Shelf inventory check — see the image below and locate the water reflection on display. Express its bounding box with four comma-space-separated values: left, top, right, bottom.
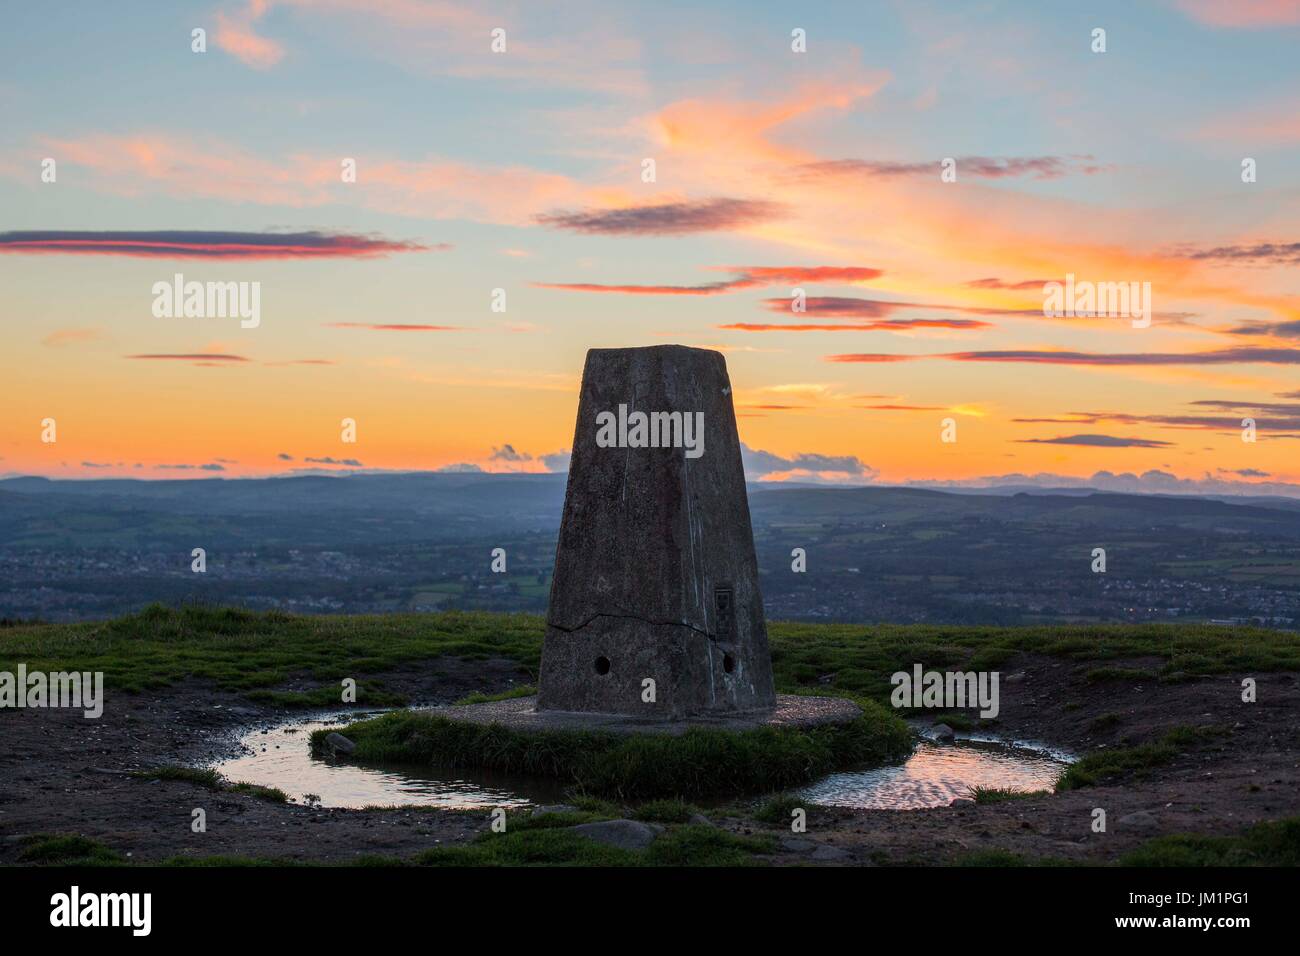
799, 737, 1069, 810
215, 717, 567, 809
215, 715, 1070, 813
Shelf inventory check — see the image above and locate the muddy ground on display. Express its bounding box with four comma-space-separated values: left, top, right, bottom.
2, 653, 1296, 865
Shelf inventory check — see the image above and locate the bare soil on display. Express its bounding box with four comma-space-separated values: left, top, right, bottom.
2, 653, 1296, 865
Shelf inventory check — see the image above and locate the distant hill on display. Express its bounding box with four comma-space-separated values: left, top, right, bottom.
2, 474, 1297, 626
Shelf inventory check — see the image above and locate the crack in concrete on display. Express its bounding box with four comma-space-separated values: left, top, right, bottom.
548, 610, 716, 641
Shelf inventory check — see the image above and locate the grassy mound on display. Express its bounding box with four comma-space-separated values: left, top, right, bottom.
310, 699, 911, 799
1120, 817, 1300, 867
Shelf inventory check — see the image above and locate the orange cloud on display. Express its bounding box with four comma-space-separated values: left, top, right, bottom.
41, 327, 102, 347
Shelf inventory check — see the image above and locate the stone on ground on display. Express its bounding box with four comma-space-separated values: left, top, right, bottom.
568, 819, 664, 851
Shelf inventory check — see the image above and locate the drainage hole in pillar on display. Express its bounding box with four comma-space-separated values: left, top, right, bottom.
594, 656, 611, 675
723, 653, 735, 673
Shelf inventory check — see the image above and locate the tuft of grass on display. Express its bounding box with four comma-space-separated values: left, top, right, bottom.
568, 795, 622, 817
455, 684, 537, 706
926, 711, 977, 731
754, 792, 809, 825
415, 828, 639, 867
1088, 712, 1123, 733
19, 834, 125, 866
134, 765, 288, 803
158, 855, 309, 867
950, 849, 1075, 867
952, 848, 1032, 867
970, 786, 1048, 804
645, 825, 776, 866
1056, 725, 1229, 790
311, 699, 911, 800
1120, 817, 1300, 867
412, 821, 773, 867
632, 799, 702, 824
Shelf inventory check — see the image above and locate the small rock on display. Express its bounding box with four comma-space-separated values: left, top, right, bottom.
1116, 810, 1158, 830
1004, 672, 1027, 684
932, 723, 955, 741
324, 732, 356, 755
569, 819, 662, 851
950, 797, 975, 807
810, 845, 850, 861
688, 813, 713, 827
817, 673, 835, 685
781, 837, 815, 852
530, 804, 578, 818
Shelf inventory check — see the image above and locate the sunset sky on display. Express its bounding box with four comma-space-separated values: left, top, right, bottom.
3, 1, 1299, 492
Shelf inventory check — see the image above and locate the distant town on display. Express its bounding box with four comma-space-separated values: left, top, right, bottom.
2, 474, 1298, 628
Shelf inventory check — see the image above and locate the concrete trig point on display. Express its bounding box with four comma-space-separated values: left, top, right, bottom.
441, 344, 857, 735
537, 345, 777, 719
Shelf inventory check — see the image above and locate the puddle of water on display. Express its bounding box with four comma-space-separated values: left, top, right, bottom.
215, 716, 567, 810
215, 715, 1071, 813
799, 736, 1070, 810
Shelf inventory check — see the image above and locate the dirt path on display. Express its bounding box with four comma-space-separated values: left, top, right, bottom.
2, 654, 1296, 865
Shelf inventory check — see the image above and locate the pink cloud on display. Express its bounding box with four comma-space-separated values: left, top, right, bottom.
215, 2, 285, 69
1174, 0, 1300, 28
27, 133, 592, 226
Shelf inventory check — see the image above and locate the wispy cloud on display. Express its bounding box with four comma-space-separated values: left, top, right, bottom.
215, 3, 285, 69
126, 353, 250, 364
1225, 320, 1300, 339
720, 318, 989, 332
0, 230, 432, 259
1013, 406, 1300, 433
793, 155, 1107, 182
760, 296, 1037, 319
828, 347, 1300, 366
1174, 0, 1300, 28
1017, 434, 1174, 448
24, 133, 588, 226
303, 456, 362, 467
535, 197, 781, 236
1180, 241, 1300, 265
964, 277, 1054, 291
325, 323, 464, 331
537, 265, 881, 295
42, 327, 103, 347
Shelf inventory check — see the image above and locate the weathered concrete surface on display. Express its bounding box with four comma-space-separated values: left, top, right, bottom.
439, 694, 860, 736
537, 345, 776, 718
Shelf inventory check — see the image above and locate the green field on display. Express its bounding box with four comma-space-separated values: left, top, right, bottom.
3, 604, 1299, 709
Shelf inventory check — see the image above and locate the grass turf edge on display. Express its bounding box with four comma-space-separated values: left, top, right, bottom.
309, 697, 912, 800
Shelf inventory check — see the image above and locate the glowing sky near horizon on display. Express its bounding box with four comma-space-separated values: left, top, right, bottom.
2, 1, 1299, 491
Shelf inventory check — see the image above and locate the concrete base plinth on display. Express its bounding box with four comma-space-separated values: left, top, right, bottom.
435, 694, 860, 737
